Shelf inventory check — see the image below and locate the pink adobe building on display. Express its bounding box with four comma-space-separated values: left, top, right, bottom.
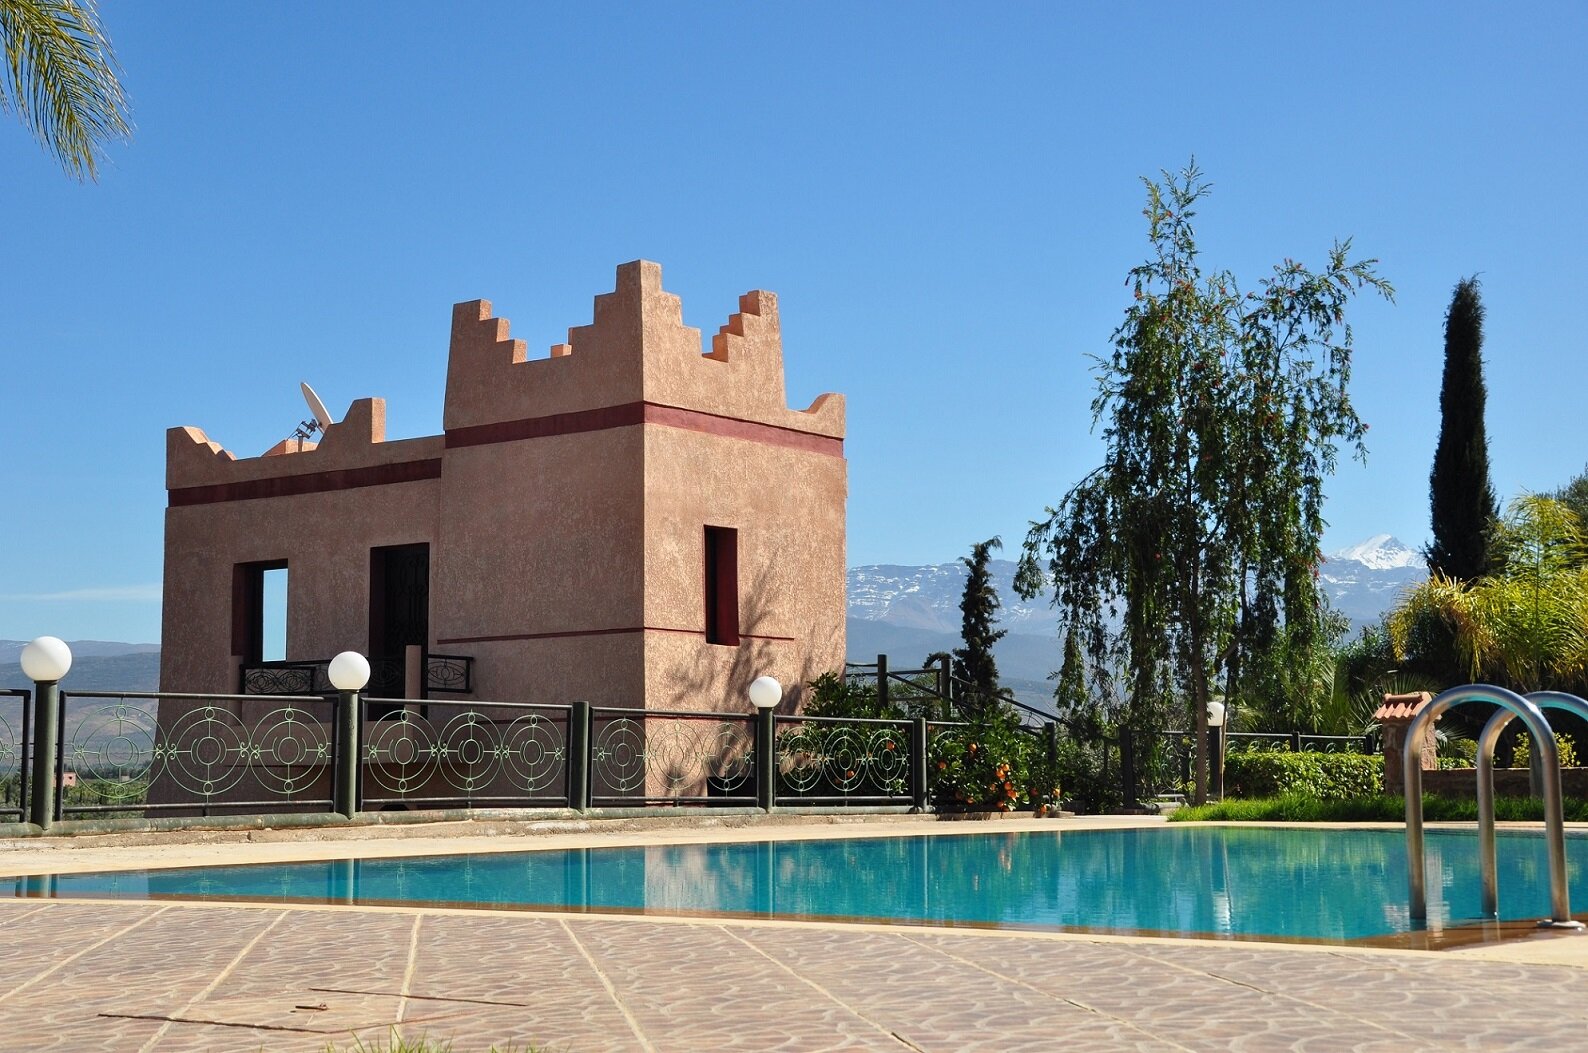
159, 261, 847, 714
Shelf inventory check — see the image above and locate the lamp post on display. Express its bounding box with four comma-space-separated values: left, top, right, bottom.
749, 675, 782, 813
1206, 696, 1227, 801
328, 650, 370, 818
21, 637, 73, 830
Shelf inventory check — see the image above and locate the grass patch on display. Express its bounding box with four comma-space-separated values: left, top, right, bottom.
1169, 792, 1588, 823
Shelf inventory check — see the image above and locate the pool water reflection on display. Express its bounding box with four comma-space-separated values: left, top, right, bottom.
15, 826, 1588, 944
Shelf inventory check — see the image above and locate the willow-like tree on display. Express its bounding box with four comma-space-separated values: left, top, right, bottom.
1426, 277, 1498, 580
953, 537, 1006, 714
1016, 162, 1393, 804
1, 0, 132, 180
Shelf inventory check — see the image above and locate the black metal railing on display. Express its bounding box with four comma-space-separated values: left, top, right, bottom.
773, 714, 914, 805
56, 690, 335, 818
425, 654, 473, 694
359, 697, 569, 810
240, 660, 329, 695
242, 653, 474, 697
0, 689, 30, 823
588, 706, 757, 806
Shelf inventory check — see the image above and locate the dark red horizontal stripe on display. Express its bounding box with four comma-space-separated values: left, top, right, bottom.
445, 401, 842, 458
169, 458, 443, 507
437, 626, 796, 645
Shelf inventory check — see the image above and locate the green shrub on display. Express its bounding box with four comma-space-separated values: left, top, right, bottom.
1171, 793, 1588, 823
1512, 732, 1578, 769
1443, 737, 1479, 766
804, 671, 901, 719
1053, 737, 1120, 814
1222, 751, 1382, 800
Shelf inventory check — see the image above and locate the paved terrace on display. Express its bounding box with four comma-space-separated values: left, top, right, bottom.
3, 816, 1588, 1052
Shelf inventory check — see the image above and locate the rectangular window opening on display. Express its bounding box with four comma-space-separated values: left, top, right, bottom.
260, 567, 288, 661
232, 559, 288, 664
704, 526, 740, 646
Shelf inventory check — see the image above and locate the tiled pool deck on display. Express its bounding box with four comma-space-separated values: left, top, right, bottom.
4, 816, 1588, 1052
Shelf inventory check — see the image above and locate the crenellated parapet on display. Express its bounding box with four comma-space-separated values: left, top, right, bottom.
166, 397, 443, 499
442, 260, 843, 439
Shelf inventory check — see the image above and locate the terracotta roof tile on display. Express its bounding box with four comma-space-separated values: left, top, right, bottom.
1374, 691, 1434, 722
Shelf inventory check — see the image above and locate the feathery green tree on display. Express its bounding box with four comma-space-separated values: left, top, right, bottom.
953, 537, 1006, 714
1, 0, 132, 180
1017, 162, 1392, 804
1426, 277, 1498, 580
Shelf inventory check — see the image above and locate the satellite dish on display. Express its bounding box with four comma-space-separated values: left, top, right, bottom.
283, 381, 337, 451
301, 382, 334, 431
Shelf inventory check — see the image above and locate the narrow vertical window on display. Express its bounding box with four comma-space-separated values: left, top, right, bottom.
232, 560, 288, 663
260, 567, 288, 661
704, 526, 740, 646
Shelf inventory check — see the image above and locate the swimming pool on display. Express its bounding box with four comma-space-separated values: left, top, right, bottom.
14, 826, 1588, 945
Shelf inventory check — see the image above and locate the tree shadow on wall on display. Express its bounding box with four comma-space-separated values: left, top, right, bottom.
651, 553, 842, 794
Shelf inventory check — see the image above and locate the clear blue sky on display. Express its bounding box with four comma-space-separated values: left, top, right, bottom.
3, 2, 1585, 644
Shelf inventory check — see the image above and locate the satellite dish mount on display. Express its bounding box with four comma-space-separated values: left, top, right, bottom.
288, 382, 336, 450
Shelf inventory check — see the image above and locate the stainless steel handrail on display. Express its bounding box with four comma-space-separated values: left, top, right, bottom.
1405, 684, 1579, 928
1473, 691, 1588, 920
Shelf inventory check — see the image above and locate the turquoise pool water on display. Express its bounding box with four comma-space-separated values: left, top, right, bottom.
14, 826, 1588, 944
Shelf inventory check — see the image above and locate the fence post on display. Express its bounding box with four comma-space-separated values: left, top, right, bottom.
20, 638, 73, 831
1289, 731, 1302, 753
757, 706, 778, 813
1120, 728, 1137, 809
938, 654, 952, 711
1209, 724, 1225, 799
569, 700, 591, 811
28, 681, 60, 830
876, 654, 889, 713
335, 690, 361, 818
911, 717, 929, 812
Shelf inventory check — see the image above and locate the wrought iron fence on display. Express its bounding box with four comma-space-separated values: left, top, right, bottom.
242, 654, 475, 698
588, 706, 757, 806
773, 714, 914, 805
426, 654, 473, 694
0, 689, 29, 822
240, 660, 328, 695
57, 691, 335, 818
1225, 730, 1375, 754
360, 697, 569, 809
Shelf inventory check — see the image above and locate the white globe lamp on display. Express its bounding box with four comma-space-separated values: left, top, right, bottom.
328, 651, 371, 692
748, 675, 782, 709
1206, 698, 1226, 728
20, 636, 72, 683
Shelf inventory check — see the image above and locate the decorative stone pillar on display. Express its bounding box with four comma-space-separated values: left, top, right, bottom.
1375, 691, 1437, 795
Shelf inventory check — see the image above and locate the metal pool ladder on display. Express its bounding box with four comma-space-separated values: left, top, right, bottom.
1403, 684, 1584, 930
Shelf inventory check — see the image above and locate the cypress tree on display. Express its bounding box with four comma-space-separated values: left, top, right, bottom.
1427, 277, 1498, 581
953, 537, 1006, 713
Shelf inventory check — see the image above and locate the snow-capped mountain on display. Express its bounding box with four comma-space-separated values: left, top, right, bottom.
846, 536, 1426, 682
1319, 535, 1426, 628
1327, 534, 1422, 572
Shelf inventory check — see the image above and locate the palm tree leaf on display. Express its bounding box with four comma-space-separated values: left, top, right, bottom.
0, 0, 131, 180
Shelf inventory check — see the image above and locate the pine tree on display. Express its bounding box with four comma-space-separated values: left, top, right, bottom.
1053, 624, 1092, 728
953, 537, 1006, 714
1427, 277, 1498, 581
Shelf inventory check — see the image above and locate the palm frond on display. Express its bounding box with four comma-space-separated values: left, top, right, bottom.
0, 0, 131, 180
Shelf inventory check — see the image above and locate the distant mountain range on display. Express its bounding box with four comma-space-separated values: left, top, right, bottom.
0, 641, 160, 692
1, 538, 1425, 709
846, 536, 1427, 706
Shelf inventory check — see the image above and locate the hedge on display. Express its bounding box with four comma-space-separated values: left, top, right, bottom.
1222, 751, 1382, 801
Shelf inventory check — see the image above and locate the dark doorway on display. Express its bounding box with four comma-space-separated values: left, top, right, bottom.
369, 543, 430, 712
